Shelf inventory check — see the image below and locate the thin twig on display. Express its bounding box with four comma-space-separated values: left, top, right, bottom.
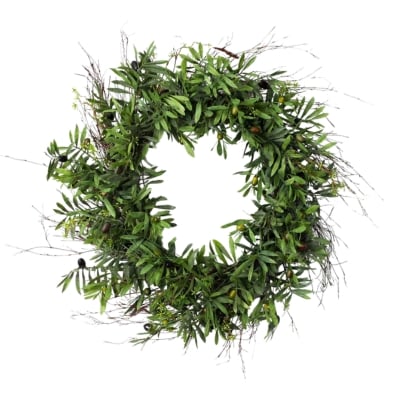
0, 154, 46, 167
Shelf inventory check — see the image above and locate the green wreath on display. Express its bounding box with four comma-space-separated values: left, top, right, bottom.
46, 39, 356, 348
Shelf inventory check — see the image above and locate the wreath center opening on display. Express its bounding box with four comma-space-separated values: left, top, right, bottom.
147, 133, 255, 253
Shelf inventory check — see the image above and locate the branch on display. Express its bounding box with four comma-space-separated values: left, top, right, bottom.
0, 154, 46, 167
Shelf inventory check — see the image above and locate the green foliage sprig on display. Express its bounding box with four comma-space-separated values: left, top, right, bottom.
46, 39, 357, 349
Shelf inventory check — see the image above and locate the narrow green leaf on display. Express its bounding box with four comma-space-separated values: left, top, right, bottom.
194, 102, 202, 123
165, 96, 185, 115
217, 140, 222, 156
62, 192, 73, 209
242, 56, 256, 71
271, 157, 281, 177
187, 249, 195, 271
301, 97, 315, 119
181, 136, 195, 157
55, 202, 67, 213
254, 110, 272, 119
292, 225, 307, 233
137, 187, 151, 201
212, 239, 232, 263
229, 236, 237, 262
74, 125, 79, 146
315, 133, 328, 145
247, 264, 254, 281
140, 263, 156, 275
75, 270, 81, 294
292, 289, 312, 299
189, 46, 200, 60
305, 204, 319, 214
207, 64, 219, 76
322, 141, 337, 151
232, 257, 253, 278
214, 300, 228, 315
222, 76, 237, 89
103, 197, 116, 218
46, 159, 57, 180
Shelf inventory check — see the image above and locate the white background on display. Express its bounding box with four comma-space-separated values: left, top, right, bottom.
1, 1, 398, 398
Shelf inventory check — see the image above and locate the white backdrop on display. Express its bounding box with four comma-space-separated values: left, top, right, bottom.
1, 1, 398, 398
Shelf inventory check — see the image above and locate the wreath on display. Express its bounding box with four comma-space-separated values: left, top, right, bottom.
46, 38, 359, 349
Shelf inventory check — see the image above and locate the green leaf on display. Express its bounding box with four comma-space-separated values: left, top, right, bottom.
301, 97, 315, 119
322, 141, 337, 151
194, 102, 202, 123
189, 46, 200, 60
229, 236, 237, 262
216, 140, 222, 156
254, 110, 272, 120
46, 159, 57, 180
198, 42, 203, 58
75, 270, 81, 294
74, 125, 79, 146
315, 133, 328, 145
232, 257, 254, 278
292, 225, 307, 233
103, 198, 116, 218
57, 271, 74, 293
55, 202, 67, 213
248, 263, 254, 281
271, 157, 281, 177
181, 136, 195, 157
305, 204, 320, 214
222, 76, 237, 89
140, 263, 156, 275
62, 192, 73, 209
308, 106, 328, 120
137, 187, 151, 201
212, 239, 232, 263
213, 300, 228, 315
242, 55, 256, 71
165, 96, 185, 115
207, 64, 219, 76
292, 289, 312, 299
186, 250, 195, 271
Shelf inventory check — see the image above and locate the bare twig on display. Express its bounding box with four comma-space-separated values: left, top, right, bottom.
0, 154, 46, 167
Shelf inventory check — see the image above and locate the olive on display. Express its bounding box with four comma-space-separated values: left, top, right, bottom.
77, 258, 86, 269
104, 111, 115, 122
297, 243, 308, 252
58, 155, 68, 162
130, 61, 139, 71
101, 222, 111, 234
236, 224, 246, 232
258, 79, 270, 90
249, 126, 261, 134
228, 289, 236, 299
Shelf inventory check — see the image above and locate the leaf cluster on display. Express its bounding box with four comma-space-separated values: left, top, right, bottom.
47, 41, 352, 348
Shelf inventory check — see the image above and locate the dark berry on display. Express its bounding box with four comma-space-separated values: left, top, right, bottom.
258, 79, 270, 90
130, 61, 138, 71
58, 155, 68, 162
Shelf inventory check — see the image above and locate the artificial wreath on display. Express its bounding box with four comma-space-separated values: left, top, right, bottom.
46, 38, 358, 349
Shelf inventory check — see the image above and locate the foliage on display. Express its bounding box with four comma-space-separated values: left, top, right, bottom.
46, 39, 356, 349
